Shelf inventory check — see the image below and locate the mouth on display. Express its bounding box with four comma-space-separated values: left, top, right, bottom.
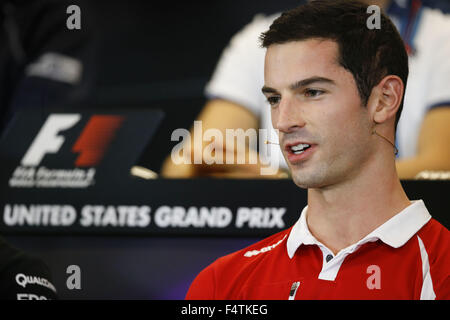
284, 141, 316, 163
285, 142, 311, 154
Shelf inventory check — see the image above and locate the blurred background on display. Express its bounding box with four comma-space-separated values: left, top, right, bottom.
0, 0, 449, 299
88, 0, 301, 173
2, 0, 450, 176
2, 0, 307, 172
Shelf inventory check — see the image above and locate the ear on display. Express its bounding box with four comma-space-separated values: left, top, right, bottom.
366, 75, 404, 125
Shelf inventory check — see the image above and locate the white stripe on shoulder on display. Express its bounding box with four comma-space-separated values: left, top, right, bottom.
417, 235, 436, 300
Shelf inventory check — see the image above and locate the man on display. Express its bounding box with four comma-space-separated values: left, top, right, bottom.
161, 0, 450, 179
186, 0, 449, 299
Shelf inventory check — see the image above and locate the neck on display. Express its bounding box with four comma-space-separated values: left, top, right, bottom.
306, 149, 410, 255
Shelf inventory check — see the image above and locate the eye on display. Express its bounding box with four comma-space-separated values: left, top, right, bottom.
267, 95, 281, 107
304, 89, 324, 98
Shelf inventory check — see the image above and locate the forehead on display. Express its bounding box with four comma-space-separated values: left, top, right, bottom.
264, 39, 350, 88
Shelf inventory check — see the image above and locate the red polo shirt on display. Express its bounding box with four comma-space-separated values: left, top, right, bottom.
186, 200, 449, 300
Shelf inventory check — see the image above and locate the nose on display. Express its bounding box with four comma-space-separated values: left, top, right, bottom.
273, 96, 306, 133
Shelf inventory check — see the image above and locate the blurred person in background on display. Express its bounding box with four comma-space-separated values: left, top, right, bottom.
161, 0, 450, 179
0, 0, 95, 136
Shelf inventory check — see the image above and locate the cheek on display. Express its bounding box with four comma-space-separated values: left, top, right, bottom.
331, 112, 371, 155
317, 104, 369, 149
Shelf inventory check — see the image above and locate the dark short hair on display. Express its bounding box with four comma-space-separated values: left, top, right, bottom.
260, 0, 408, 130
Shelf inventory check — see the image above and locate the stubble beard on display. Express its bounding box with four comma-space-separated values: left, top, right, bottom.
288, 138, 373, 191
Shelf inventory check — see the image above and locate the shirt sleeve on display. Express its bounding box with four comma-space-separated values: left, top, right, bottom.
204, 14, 277, 117
429, 230, 450, 300
418, 220, 450, 300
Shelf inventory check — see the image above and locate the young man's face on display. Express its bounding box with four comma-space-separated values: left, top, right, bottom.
263, 39, 374, 189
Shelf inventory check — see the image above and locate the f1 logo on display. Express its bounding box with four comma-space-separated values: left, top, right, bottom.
72, 115, 124, 167
21, 114, 80, 166
21, 114, 124, 167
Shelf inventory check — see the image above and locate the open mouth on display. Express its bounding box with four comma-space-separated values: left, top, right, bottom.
289, 143, 311, 155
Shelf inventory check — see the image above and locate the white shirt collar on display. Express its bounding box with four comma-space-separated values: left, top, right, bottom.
286, 200, 432, 259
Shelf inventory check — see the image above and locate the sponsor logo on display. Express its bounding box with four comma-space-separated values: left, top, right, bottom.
244, 234, 287, 257
17, 293, 49, 300
15, 273, 57, 293
9, 114, 124, 189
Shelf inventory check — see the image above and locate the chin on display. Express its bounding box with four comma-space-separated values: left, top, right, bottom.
291, 171, 327, 189
289, 160, 342, 189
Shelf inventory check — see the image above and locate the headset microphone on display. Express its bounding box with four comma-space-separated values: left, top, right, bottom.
372, 130, 398, 155
266, 131, 398, 155
264, 140, 279, 145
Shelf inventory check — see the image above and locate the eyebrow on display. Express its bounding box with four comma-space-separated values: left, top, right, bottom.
261, 76, 336, 94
